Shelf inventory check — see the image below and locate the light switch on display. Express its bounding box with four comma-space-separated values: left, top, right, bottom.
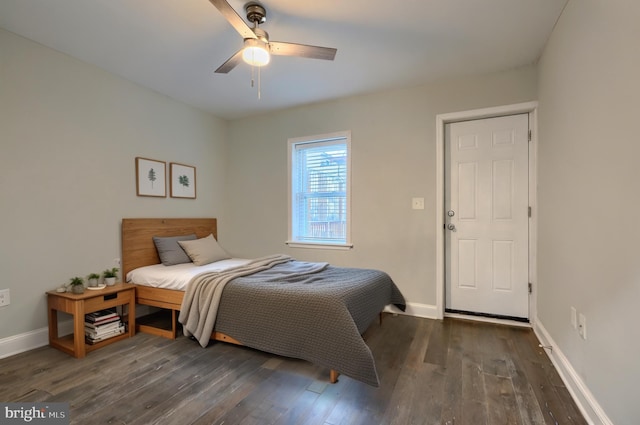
412, 197, 425, 210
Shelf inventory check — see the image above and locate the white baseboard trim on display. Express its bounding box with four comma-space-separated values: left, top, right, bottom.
0, 306, 157, 360
0, 320, 74, 360
385, 302, 438, 319
534, 318, 613, 425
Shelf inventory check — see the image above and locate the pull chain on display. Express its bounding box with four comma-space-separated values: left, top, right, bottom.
249, 65, 262, 100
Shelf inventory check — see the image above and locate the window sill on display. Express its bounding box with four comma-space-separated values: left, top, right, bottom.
285, 241, 353, 250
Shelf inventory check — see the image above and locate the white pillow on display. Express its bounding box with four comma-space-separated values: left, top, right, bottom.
178, 234, 230, 266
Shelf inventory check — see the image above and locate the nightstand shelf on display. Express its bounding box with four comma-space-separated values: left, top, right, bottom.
47, 283, 135, 358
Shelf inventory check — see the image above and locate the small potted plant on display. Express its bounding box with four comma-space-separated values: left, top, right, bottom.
87, 273, 100, 288
103, 267, 119, 286
69, 277, 85, 294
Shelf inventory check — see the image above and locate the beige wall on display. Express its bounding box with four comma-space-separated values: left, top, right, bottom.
222, 66, 538, 309
537, 1, 640, 423
0, 29, 227, 338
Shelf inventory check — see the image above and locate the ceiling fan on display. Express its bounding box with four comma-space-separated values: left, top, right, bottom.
209, 0, 337, 73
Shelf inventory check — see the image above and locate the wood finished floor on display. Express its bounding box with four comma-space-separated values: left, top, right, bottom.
0, 315, 586, 425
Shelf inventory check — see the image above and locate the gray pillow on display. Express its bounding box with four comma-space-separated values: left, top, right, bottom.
178, 234, 230, 266
153, 234, 197, 266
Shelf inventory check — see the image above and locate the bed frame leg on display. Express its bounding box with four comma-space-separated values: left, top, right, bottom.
330, 369, 340, 383
171, 309, 177, 339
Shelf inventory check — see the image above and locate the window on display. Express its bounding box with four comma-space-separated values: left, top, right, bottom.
287, 131, 352, 249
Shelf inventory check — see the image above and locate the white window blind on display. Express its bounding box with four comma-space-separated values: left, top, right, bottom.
288, 132, 351, 248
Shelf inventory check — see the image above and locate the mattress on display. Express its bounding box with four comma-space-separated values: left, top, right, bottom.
125, 258, 251, 290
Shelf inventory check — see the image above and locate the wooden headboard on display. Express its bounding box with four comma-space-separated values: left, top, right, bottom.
121, 218, 217, 278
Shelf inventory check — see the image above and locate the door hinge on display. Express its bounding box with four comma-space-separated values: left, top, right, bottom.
528, 282, 533, 294
528, 129, 532, 141
528, 206, 532, 217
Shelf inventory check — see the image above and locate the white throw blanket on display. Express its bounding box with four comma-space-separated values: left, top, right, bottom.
179, 254, 326, 347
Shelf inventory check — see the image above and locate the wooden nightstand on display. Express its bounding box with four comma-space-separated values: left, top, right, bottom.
47, 283, 136, 358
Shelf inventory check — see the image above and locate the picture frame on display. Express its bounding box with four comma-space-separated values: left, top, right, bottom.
170, 162, 196, 199
135, 157, 166, 197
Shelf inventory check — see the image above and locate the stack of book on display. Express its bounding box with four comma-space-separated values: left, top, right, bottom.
85, 309, 125, 344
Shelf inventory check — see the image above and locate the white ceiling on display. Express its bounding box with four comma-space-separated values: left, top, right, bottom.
0, 0, 567, 120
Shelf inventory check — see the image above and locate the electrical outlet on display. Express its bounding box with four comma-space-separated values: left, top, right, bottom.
0, 289, 10, 307
114, 258, 121, 266
571, 307, 577, 329
578, 313, 587, 340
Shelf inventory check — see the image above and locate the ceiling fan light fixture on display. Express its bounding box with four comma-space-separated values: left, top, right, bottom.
210, 0, 336, 75
242, 39, 270, 67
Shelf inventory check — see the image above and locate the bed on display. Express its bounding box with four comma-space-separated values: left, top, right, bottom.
122, 218, 406, 386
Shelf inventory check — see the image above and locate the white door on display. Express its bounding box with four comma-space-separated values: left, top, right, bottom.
445, 114, 529, 319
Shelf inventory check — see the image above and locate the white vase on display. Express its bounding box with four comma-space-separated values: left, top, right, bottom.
105, 277, 116, 286
88, 278, 99, 287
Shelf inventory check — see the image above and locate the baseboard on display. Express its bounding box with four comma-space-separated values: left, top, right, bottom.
0, 320, 74, 360
0, 305, 156, 360
534, 318, 613, 425
385, 302, 438, 319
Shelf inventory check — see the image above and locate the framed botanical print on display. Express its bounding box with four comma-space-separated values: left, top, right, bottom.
170, 162, 196, 199
136, 157, 166, 197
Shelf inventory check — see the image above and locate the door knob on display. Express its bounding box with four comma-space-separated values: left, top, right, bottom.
447, 224, 456, 232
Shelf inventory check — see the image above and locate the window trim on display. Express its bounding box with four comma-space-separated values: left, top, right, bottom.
286, 131, 352, 249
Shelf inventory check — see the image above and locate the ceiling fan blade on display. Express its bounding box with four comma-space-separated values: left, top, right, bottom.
209, 0, 256, 40
215, 49, 244, 73
269, 42, 337, 61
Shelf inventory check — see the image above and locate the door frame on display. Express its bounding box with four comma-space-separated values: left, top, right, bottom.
435, 101, 538, 323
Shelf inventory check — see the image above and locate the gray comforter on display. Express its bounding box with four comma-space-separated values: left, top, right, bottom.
179, 255, 406, 387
